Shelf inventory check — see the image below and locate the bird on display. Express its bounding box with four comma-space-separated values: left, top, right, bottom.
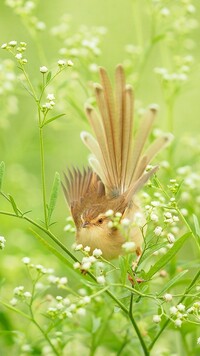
62, 64, 170, 260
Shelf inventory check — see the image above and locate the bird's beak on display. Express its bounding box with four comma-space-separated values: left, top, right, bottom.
82, 221, 89, 228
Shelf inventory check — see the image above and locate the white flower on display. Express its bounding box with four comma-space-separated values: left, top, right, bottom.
21, 344, 32, 352
150, 213, 158, 222
121, 218, 130, 226
187, 4, 196, 14
15, 53, 22, 60
1, 43, 7, 49
67, 59, 74, 67
23, 291, 32, 298
170, 306, 178, 315
177, 303, 185, 312
197, 337, 200, 345
74, 244, 83, 251
9, 40, 17, 47
105, 209, 114, 217
47, 93, 55, 101
164, 212, 172, 219
22, 257, 30, 265
160, 7, 170, 17
93, 248, 102, 258
82, 296, 91, 304
164, 293, 173, 302
174, 319, 182, 327
107, 221, 114, 228
0, 236, 6, 249
154, 226, 163, 236
96, 275, 105, 284
59, 277, 68, 285
153, 315, 161, 323
89, 63, 98, 72
81, 261, 91, 271
58, 59, 66, 66
36, 21, 46, 31
115, 212, 122, 219
84, 246, 91, 252
167, 233, 175, 244
40, 66, 48, 73
77, 307, 86, 316
151, 201, 160, 207
122, 241, 136, 253
14, 286, 24, 296
10, 297, 18, 306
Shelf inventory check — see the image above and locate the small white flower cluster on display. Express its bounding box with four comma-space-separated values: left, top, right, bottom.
0, 236, 6, 250
64, 216, 76, 233
5, 1, 46, 32
166, 301, 200, 328
122, 241, 136, 253
57, 59, 74, 68
51, 15, 106, 61
48, 275, 68, 289
10, 285, 32, 306
1, 41, 28, 64
46, 291, 94, 320
42, 93, 55, 111
22, 257, 54, 275
73, 245, 103, 272
164, 211, 179, 225
155, 67, 188, 84
167, 178, 180, 194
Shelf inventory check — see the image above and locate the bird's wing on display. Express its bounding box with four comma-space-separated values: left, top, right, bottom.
81, 64, 170, 200
62, 168, 105, 228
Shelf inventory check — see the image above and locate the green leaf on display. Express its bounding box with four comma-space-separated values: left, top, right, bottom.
145, 232, 191, 279
8, 195, 19, 216
46, 71, 52, 84
0, 161, 5, 191
47, 172, 60, 225
158, 269, 188, 295
193, 214, 200, 238
140, 242, 167, 263
42, 113, 66, 127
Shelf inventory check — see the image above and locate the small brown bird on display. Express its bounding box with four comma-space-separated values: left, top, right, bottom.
63, 65, 169, 260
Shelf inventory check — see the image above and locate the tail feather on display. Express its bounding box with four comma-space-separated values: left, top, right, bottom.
82, 65, 168, 200
94, 83, 118, 187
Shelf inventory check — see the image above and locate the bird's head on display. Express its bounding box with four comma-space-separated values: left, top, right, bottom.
80, 212, 110, 231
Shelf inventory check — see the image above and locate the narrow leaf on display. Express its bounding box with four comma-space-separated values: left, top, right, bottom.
193, 214, 200, 237
42, 113, 66, 127
0, 161, 5, 191
46, 71, 52, 84
158, 270, 188, 295
8, 195, 19, 216
140, 242, 167, 263
47, 172, 60, 225
146, 233, 190, 279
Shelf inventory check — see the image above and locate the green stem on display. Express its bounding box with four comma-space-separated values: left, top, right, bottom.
39, 126, 48, 229
149, 269, 200, 351
129, 292, 149, 356
32, 319, 60, 356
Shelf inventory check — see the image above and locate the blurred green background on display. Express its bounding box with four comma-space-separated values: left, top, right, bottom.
0, 1, 200, 353
0, 0, 200, 283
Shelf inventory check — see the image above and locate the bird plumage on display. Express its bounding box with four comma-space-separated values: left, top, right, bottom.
63, 65, 170, 259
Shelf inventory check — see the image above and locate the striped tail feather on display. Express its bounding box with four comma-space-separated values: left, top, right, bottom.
81, 64, 170, 200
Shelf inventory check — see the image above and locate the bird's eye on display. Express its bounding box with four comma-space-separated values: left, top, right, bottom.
98, 218, 103, 224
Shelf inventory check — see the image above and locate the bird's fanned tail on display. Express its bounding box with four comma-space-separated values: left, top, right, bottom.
81, 65, 170, 201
